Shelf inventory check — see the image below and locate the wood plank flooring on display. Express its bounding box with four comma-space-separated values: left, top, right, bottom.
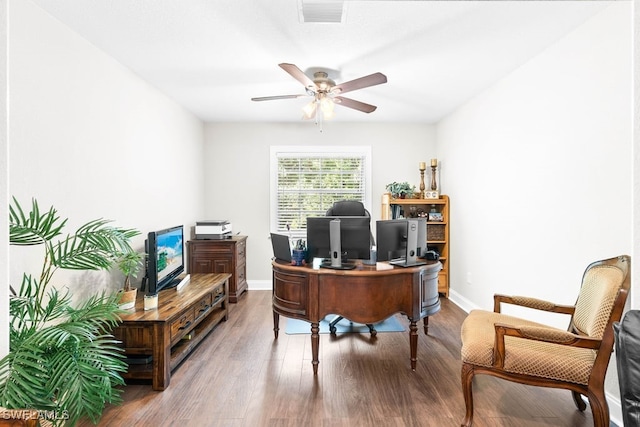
79, 290, 602, 426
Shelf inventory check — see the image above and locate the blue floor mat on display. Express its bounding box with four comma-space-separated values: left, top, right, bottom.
285, 315, 406, 335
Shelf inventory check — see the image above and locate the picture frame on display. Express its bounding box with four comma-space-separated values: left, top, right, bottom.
428, 211, 443, 222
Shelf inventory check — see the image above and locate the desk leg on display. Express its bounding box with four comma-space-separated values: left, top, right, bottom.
311, 322, 320, 375
409, 319, 418, 371
423, 316, 429, 335
273, 311, 279, 339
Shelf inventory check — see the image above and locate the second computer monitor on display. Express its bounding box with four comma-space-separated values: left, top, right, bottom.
306, 216, 371, 265
376, 218, 427, 265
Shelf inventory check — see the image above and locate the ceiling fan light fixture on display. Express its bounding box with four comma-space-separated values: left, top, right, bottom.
313, 71, 335, 91
302, 100, 317, 120
254, 63, 386, 123
320, 96, 335, 119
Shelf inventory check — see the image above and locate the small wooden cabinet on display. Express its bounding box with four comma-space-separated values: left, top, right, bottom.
187, 236, 248, 303
381, 194, 450, 297
113, 273, 230, 390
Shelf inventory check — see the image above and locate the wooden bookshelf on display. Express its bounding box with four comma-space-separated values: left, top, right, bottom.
381, 193, 450, 297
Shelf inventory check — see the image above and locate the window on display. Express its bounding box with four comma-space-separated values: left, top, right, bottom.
270, 146, 372, 238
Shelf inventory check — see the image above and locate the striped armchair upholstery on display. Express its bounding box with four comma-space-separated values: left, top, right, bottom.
460, 255, 630, 427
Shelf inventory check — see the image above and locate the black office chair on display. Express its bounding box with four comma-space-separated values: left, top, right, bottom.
325, 200, 369, 218
325, 200, 376, 336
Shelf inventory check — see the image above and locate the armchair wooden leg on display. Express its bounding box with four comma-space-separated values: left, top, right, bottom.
461, 362, 475, 427
571, 391, 587, 411
587, 388, 610, 427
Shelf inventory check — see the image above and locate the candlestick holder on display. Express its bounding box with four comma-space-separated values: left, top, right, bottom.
430, 164, 437, 191
419, 164, 426, 199
426, 160, 439, 199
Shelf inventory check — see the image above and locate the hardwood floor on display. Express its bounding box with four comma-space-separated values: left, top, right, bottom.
80, 290, 603, 427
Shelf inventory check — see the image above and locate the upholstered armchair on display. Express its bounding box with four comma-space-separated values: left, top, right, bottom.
460, 255, 631, 427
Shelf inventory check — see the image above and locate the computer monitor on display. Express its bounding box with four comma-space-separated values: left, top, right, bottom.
306, 216, 371, 269
376, 218, 427, 267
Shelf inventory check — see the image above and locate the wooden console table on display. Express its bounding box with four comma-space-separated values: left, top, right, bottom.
272, 260, 441, 374
113, 273, 230, 390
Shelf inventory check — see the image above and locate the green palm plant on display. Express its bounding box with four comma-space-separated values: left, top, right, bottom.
0, 197, 140, 426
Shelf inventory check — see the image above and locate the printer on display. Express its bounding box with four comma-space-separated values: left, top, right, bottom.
194, 220, 232, 240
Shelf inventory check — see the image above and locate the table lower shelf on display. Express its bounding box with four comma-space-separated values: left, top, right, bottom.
170, 304, 228, 370
121, 304, 228, 381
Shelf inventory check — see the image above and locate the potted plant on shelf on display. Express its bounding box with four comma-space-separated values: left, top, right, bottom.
116, 250, 145, 309
0, 197, 139, 426
385, 181, 415, 199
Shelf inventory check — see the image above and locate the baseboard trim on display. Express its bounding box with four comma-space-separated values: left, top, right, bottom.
248, 279, 272, 291
448, 288, 478, 314
608, 397, 622, 427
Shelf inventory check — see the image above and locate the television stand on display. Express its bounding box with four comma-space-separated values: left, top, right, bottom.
113, 273, 230, 390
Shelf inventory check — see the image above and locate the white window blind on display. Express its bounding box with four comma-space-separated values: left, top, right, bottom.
270, 146, 371, 237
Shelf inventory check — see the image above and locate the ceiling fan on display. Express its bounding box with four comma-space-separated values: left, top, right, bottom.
251, 63, 387, 120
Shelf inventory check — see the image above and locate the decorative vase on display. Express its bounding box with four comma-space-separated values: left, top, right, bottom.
291, 249, 307, 266
118, 288, 137, 310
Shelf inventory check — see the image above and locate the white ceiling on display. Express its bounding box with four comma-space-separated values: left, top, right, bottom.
30, 0, 612, 124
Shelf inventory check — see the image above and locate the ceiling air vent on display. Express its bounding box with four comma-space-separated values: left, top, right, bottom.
298, 0, 345, 24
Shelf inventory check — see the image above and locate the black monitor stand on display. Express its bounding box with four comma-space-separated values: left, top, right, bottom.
389, 258, 427, 268
320, 259, 357, 270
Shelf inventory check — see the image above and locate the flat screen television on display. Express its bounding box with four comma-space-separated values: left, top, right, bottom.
145, 225, 185, 294
306, 216, 371, 269
376, 218, 427, 267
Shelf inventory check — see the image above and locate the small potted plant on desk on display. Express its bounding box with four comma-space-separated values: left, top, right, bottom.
386, 181, 415, 199
116, 250, 145, 310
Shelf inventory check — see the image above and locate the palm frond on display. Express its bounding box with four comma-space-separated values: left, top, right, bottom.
9, 275, 44, 343
67, 292, 122, 328
0, 335, 56, 411
9, 277, 75, 346
9, 197, 67, 246
2, 309, 126, 425
47, 332, 126, 425
50, 220, 139, 271
41, 286, 73, 324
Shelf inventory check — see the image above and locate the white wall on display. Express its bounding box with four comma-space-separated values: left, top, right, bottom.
203, 122, 436, 283
629, 0, 640, 401
0, 0, 8, 358
633, 0, 640, 311
8, 0, 205, 301
437, 3, 632, 424
439, 2, 631, 313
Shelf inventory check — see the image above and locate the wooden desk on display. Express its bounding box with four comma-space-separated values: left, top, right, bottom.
113, 273, 230, 390
272, 260, 441, 374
